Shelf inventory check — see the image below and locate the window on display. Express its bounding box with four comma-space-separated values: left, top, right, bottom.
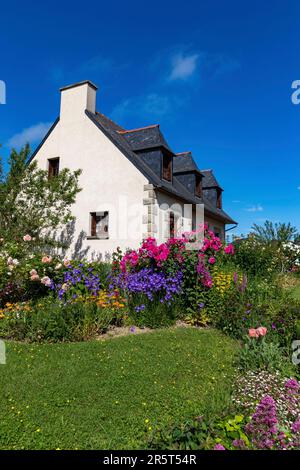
169, 212, 180, 238
214, 227, 220, 238
90, 211, 109, 238
162, 152, 172, 182
195, 174, 202, 197
169, 212, 175, 238
217, 190, 222, 209
48, 158, 60, 178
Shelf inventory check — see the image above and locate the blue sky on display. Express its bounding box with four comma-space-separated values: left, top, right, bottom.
1, 0, 299, 237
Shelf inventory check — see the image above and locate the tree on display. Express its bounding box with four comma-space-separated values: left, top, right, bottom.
251, 220, 299, 244
0, 144, 81, 247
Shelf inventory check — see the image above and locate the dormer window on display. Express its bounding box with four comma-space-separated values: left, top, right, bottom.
48, 158, 60, 178
217, 189, 222, 209
195, 174, 202, 198
162, 152, 172, 182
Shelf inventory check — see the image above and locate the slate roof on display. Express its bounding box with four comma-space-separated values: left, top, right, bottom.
118, 125, 173, 153
201, 169, 223, 190
173, 152, 200, 173
87, 111, 236, 225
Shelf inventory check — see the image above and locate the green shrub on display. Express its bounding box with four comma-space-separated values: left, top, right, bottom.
0, 299, 122, 342
233, 237, 283, 278
238, 336, 289, 373
127, 296, 180, 329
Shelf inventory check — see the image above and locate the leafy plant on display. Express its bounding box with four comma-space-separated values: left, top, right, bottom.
0, 144, 81, 247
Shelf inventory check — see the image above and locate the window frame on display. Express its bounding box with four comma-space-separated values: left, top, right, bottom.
88, 211, 109, 239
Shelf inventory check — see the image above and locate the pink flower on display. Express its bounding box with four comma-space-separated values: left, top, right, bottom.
42, 256, 52, 264
23, 234, 32, 242
63, 259, 71, 267
40, 276, 51, 287
257, 326, 267, 337
30, 269, 38, 276
224, 244, 235, 255
31, 274, 40, 281
249, 328, 260, 338
208, 256, 216, 264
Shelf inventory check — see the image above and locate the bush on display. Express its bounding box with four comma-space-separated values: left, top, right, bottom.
127, 297, 180, 328
0, 297, 124, 342
233, 237, 283, 278
238, 335, 290, 373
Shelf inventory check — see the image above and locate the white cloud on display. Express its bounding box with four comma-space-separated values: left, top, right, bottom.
111, 93, 175, 123
245, 204, 264, 213
169, 53, 199, 81
7, 122, 52, 148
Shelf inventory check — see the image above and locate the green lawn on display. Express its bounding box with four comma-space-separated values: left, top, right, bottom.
0, 327, 238, 449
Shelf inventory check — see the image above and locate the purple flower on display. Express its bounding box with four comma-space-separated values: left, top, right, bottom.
110, 268, 183, 310
291, 419, 300, 434
214, 443, 225, 450
232, 439, 246, 449
285, 378, 299, 395
245, 395, 278, 449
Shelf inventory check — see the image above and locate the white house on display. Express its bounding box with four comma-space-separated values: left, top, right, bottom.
30, 80, 237, 260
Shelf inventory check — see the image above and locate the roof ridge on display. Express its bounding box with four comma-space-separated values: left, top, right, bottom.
117, 124, 159, 134
95, 111, 124, 130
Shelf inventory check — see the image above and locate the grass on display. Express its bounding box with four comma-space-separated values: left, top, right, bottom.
0, 327, 238, 449
291, 283, 300, 300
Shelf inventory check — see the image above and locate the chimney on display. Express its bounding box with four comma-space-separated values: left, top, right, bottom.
59, 80, 97, 122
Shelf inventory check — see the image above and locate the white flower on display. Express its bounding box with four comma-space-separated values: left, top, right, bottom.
40, 276, 51, 287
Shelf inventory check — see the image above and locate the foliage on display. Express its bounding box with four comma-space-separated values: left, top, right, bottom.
251, 220, 299, 243
234, 222, 300, 277
0, 238, 63, 306
0, 296, 124, 342
233, 236, 284, 277
238, 334, 289, 373
0, 144, 81, 247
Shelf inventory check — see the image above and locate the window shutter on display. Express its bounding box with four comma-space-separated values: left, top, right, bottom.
91, 213, 96, 237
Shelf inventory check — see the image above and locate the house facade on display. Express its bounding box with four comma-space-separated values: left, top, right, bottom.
30, 80, 237, 260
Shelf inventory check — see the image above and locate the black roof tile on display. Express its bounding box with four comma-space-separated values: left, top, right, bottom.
84, 111, 236, 225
